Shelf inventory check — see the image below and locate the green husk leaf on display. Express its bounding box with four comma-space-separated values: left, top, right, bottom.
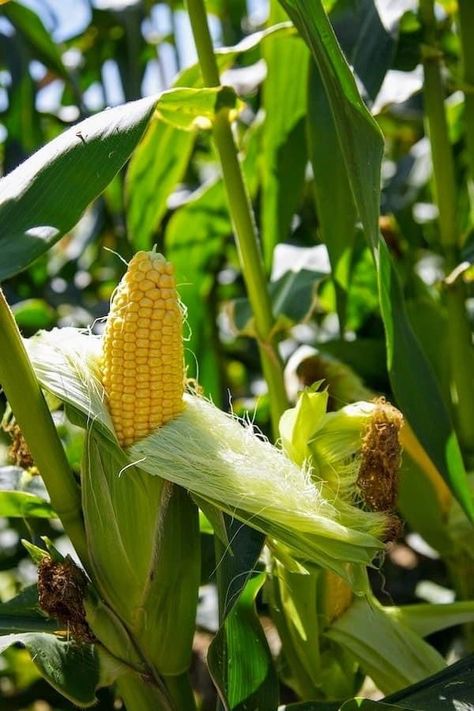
83, 429, 200, 676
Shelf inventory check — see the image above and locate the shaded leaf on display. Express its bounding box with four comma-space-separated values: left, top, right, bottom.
278, 0, 383, 251
231, 268, 326, 336
0, 633, 99, 706
0, 490, 56, 518
384, 653, 474, 710
307, 61, 357, 329
261, 2, 309, 269
0, 585, 58, 634
208, 518, 278, 711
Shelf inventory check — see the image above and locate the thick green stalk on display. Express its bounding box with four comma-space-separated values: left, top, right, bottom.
0, 289, 89, 566
117, 673, 173, 711
185, 0, 289, 436
164, 673, 198, 711
419, 0, 474, 455
458, 0, 474, 198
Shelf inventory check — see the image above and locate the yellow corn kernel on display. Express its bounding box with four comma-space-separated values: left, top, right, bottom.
101, 250, 185, 446
323, 570, 353, 623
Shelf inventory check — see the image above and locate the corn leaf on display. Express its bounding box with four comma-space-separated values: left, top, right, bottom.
126, 120, 194, 251
261, 2, 309, 269
230, 267, 326, 337
383, 653, 474, 710
0, 633, 99, 707
340, 701, 402, 711
157, 86, 239, 131
385, 601, 474, 638
307, 61, 357, 330
0, 490, 56, 518
326, 599, 445, 694
0, 96, 157, 281
208, 518, 278, 711
279, 0, 473, 520
0, 585, 58, 634
167, 119, 261, 398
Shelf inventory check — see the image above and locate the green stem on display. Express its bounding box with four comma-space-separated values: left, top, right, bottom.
117, 673, 174, 711
185, 0, 289, 437
419, 0, 474, 454
0, 289, 89, 567
164, 673, 198, 711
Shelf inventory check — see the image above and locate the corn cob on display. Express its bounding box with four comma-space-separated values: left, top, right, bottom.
101, 249, 185, 447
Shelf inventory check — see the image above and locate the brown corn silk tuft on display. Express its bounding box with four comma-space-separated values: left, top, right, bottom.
1, 420, 36, 472
38, 556, 94, 642
101, 250, 185, 447
357, 398, 403, 514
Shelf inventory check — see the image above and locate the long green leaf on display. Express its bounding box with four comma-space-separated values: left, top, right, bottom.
386, 601, 474, 639
0, 490, 56, 518
307, 61, 356, 329
261, 1, 309, 269
326, 599, 444, 694
166, 177, 231, 398
278, 0, 383, 250
208, 518, 278, 711
279, 0, 473, 519
166, 119, 261, 397
0, 96, 157, 281
383, 653, 474, 710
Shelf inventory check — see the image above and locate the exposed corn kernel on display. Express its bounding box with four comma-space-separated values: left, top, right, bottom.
101, 250, 185, 447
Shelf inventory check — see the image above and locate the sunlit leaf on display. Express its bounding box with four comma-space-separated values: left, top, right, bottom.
0, 96, 157, 281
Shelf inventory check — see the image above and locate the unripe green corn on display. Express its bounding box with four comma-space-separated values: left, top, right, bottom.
101, 249, 185, 447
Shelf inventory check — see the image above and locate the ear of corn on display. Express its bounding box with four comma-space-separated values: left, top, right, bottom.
101, 249, 185, 448
25, 252, 391, 592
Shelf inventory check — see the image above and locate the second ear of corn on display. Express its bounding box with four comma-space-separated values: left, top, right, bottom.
101, 250, 185, 447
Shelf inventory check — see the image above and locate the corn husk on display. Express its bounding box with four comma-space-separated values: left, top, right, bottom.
26, 327, 388, 589
27, 327, 200, 676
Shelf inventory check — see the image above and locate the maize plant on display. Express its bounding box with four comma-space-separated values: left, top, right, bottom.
0, 249, 404, 708
2, 0, 474, 708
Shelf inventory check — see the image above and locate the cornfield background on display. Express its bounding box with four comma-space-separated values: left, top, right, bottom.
1, 0, 474, 709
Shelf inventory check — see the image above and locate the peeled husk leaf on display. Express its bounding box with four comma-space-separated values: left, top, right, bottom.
26, 328, 387, 589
